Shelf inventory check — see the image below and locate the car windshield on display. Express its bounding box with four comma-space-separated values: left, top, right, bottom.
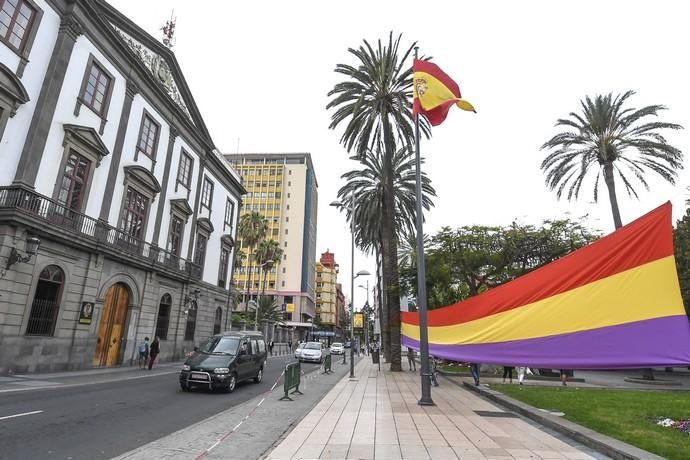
305, 342, 321, 350
200, 336, 240, 355
331, 343, 342, 347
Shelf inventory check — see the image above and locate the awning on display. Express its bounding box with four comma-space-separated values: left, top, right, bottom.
279, 321, 315, 328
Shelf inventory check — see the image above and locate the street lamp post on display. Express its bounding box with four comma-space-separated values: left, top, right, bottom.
330, 193, 369, 379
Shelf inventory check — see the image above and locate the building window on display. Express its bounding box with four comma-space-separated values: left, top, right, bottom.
136, 111, 160, 160
285, 229, 288, 235
201, 177, 213, 212
155, 294, 172, 340
213, 307, 222, 335
281, 281, 285, 287
25, 265, 64, 336
56, 150, 90, 212
282, 267, 286, 274
0, 0, 36, 53
79, 58, 112, 117
224, 198, 234, 231
184, 301, 197, 341
167, 215, 184, 256
120, 187, 149, 239
218, 246, 230, 288
194, 232, 208, 267
176, 150, 193, 191
284, 241, 287, 247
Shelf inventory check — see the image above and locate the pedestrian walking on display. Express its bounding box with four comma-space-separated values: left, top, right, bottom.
517, 366, 527, 385
560, 368, 571, 386
148, 336, 160, 370
502, 366, 514, 383
268, 340, 274, 356
406, 347, 417, 372
137, 337, 149, 369
469, 363, 481, 386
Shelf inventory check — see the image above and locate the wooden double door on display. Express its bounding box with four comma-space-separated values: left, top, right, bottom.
94, 283, 129, 366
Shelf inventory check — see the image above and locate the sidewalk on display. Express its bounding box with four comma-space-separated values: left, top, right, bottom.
266, 359, 604, 460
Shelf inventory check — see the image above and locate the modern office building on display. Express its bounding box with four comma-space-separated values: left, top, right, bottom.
314, 250, 338, 333
224, 153, 318, 330
0, 0, 244, 373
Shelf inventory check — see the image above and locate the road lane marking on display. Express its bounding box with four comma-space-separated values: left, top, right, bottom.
0, 410, 43, 421
0, 370, 179, 394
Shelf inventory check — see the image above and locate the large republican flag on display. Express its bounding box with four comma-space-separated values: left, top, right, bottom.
401, 203, 690, 368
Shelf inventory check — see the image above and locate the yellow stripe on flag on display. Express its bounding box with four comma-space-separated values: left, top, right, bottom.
401, 256, 683, 344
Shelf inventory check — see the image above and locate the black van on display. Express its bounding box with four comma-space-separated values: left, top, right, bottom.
179, 331, 267, 393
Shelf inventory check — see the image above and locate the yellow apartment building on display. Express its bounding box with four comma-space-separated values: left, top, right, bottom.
315, 251, 339, 335
224, 153, 318, 329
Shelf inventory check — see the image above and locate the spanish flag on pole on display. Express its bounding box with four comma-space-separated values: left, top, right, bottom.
413, 59, 475, 126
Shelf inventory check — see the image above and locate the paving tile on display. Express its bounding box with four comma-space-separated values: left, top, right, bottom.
320, 443, 350, 460
347, 443, 374, 460
425, 446, 459, 459
293, 443, 325, 459
374, 443, 403, 460
400, 444, 431, 460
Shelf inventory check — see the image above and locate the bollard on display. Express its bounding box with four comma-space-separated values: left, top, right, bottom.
323, 354, 332, 374
371, 349, 381, 371
279, 361, 303, 401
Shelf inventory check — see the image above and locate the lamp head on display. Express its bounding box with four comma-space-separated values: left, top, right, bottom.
329, 200, 343, 208
26, 237, 41, 256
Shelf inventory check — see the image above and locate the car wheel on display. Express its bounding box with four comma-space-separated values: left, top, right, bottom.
180, 382, 190, 392
253, 367, 263, 383
225, 373, 237, 393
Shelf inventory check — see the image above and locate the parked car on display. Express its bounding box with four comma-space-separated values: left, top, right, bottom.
330, 342, 344, 355
294, 342, 305, 359
299, 342, 324, 363
179, 331, 267, 393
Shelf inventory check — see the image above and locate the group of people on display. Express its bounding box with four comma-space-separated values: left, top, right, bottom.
472, 364, 571, 386
137, 336, 160, 370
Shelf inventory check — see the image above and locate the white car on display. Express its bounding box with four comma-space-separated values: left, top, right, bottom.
299, 342, 323, 363
330, 342, 344, 355
294, 342, 305, 359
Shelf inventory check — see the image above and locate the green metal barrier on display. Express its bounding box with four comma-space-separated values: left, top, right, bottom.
323, 354, 332, 374
280, 361, 303, 401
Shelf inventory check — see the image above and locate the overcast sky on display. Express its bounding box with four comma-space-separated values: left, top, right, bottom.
109, 0, 690, 309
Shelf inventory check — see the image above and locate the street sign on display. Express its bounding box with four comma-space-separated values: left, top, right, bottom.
313, 331, 335, 337
281, 303, 286, 312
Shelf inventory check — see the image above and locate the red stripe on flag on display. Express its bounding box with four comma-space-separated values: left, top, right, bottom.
413, 59, 461, 98
402, 202, 674, 327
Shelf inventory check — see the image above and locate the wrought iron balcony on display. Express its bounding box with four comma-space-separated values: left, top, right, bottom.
0, 186, 201, 279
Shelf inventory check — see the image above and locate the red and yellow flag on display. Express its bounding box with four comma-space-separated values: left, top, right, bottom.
413, 59, 475, 126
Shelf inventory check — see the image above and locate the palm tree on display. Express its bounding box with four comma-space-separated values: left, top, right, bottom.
327, 33, 430, 371
254, 239, 284, 297
337, 148, 436, 362
541, 90, 683, 229
542, 91, 683, 380
238, 212, 268, 318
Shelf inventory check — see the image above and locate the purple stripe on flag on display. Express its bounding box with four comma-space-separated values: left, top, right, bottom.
402, 315, 690, 368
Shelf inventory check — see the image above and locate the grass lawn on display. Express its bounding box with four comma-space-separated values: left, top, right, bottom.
491, 385, 690, 460
439, 363, 470, 373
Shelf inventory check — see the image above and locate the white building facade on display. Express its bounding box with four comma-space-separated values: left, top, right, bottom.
0, 0, 244, 373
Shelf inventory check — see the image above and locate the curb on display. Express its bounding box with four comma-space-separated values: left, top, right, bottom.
451, 377, 663, 460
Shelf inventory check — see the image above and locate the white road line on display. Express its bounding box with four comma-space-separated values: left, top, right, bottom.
0, 370, 179, 394
0, 410, 43, 421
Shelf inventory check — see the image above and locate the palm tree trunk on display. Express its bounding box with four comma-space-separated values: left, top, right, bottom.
377, 243, 391, 363
603, 163, 623, 229
381, 144, 402, 372
244, 251, 254, 318
604, 163, 654, 380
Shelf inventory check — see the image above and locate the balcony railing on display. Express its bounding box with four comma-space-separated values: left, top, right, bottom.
0, 186, 201, 279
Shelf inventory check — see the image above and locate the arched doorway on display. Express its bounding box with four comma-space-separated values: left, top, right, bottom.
94, 283, 129, 366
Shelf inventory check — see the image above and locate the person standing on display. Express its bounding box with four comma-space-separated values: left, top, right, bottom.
502, 366, 514, 383
560, 369, 570, 386
268, 340, 274, 356
517, 366, 527, 385
406, 347, 417, 372
148, 336, 160, 370
470, 363, 481, 386
138, 337, 149, 369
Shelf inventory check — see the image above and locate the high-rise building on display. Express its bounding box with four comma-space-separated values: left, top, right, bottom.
224, 153, 318, 327
315, 251, 338, 333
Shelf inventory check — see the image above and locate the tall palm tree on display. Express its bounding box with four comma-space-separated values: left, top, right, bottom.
337, 148, 436, 362
541, 90, 683, 229
238, 212, 268, 317
541, 90, 683, 380
327, 33, 430, 371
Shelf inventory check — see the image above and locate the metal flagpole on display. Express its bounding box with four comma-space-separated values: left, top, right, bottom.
414, 47, 434, 406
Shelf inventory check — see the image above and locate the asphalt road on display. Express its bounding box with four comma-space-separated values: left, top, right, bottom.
0, 355, 322, 460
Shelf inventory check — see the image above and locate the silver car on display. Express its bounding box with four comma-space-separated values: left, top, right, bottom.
299, 342, 323, 363
329, 342, 344, 355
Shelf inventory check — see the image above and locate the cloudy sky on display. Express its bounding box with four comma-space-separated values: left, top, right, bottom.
109, 0, 690, 309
